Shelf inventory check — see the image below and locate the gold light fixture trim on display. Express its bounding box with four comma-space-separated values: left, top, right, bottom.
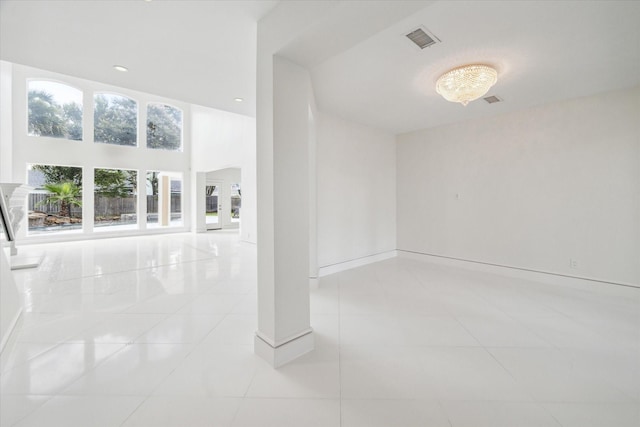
436, 64, 498, 106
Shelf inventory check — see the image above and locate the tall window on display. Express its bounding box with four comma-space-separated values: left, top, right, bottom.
27, 164, 83, 235
94, 168, 137, 231
94, 93, 137, 146
23, 76, 188, 239
147, 103, 182, 151
28, 81, 83, 140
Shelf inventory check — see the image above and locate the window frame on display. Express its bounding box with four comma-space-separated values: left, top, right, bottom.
93, 91, 140, 147
146, 102, 184, 152
26, 79, 84, 142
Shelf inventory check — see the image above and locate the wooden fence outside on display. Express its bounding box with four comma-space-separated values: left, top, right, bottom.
29, 193, 182, 217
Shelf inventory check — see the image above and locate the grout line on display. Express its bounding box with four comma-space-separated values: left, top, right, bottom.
537, 401, 565, 427
483, 344, 539, 404
451, 314, 484, 348
435, 400, 454, 427
399, 261, 456, 427
118, 395, 151, 427
5, 394, 57, 426
227, 397, 245, 427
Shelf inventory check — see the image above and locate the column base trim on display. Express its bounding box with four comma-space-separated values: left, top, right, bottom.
254, 329, 314, 368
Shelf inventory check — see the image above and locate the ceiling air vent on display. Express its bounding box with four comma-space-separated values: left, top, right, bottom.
483, 95, 502, 104
405, 27, 439, 49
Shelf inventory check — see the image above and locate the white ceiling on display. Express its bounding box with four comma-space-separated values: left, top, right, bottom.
0, 0, 278, 116
1, 1, 639, 134
306, 0, 640, 134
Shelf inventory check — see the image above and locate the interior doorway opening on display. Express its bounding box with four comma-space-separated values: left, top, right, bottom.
200, 167, 241, 232
205, 184, 220, 230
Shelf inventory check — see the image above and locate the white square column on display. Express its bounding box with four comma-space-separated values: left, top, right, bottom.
255, 55, 316, 368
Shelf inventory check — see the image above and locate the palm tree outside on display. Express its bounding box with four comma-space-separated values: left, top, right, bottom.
36, 182, 82, 218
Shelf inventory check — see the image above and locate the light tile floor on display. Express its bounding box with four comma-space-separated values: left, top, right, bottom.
1, 232, 639, 426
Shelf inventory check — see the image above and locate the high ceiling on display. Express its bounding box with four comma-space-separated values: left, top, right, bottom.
2, 1, 639, 134
0, 0, 279, 117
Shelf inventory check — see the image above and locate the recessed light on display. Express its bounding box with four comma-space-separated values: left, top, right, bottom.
113, 65, 128, 72
234, 98, 244, 102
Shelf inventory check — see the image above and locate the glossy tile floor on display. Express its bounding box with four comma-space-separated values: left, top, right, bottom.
1, 232, 639, 426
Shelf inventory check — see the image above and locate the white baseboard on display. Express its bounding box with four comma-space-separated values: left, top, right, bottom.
397, 250, 639, 291
0, 308, 23, 357
11, 252, 43, 270
318, 250, 398, 277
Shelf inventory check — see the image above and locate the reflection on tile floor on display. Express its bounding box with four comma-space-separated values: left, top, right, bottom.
1, 231, 639, 426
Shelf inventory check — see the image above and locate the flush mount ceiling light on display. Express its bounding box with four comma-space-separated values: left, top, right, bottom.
436, 64, 497, 106
113, 65, 129, 72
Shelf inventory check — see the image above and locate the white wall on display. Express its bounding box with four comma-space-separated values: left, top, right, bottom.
0, 62, 21, 349
397, 86, 640, 286
0, 61, 12, 182
190, 105, 256, 243
0, 64, 18, 344
0, 244, 20, 353
317, 112, 397, 268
